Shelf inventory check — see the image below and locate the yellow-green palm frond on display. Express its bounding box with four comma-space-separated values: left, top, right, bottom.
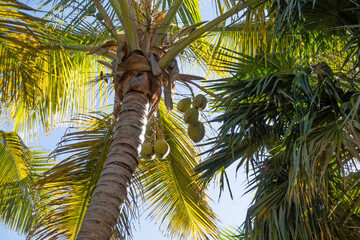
0, 131, 32, 183
175, 0, 270, 76
0, 0, 50, 113
0, 130, 49, 235
157, 0, 266, 74
32, 113, 138, 240
41, 0, 118, 35
136, 101, 218, 240
0, 0, 47, 50
157, 0, 201, 26
5, 49, 111, 140
1, 1, 111, 139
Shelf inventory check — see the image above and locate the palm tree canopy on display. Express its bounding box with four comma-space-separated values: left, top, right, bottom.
196, 0, 360, 239
204, 61, 360, 239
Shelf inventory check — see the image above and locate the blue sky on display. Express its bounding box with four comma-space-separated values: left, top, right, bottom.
0, 0, 254, 239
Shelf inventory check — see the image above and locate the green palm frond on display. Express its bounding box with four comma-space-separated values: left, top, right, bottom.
268, 0, 360, 65
0, 130, 49, 235
196, 0, 360, 75
197, 56, 360, 238
32, 113, 138, 240
220, 226, 244, 240
136, 101, 219, 240
244, 143, 360, 239
270, 0, 358, 34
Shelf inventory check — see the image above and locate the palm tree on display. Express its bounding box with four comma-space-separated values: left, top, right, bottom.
196, 0, 360, 239
202, 60, 360, 239
0, 0, 263, 239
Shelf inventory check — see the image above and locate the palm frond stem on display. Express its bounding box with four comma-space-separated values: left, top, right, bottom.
109, 0, 140, 51
180, 78, 223, 101
152, 0, 184, 46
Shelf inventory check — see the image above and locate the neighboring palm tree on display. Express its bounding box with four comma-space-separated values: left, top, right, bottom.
202, 60, 360, 239
0, 0, 264, 239
196, 0, 360, 239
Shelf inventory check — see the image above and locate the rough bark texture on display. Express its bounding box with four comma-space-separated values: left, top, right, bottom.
76, 91, 150, 240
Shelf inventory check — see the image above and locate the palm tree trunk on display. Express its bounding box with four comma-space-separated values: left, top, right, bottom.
76, 91, 150, 240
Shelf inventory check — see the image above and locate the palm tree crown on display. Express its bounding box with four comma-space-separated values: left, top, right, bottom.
0, 0, 261, 239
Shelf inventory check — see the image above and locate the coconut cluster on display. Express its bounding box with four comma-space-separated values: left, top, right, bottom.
177, 94, 207, 143
140, 139, 170, 160
85, 5, 105, 21
140, 94, 207, 159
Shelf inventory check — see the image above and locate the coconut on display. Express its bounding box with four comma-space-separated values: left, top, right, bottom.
177, 98, 192, 113
192, 94, 207, 110
86, 5, 96, 15
188, 121, 205, 142
96, 12, 104, 21
154, 139, 170, 159
184, 108, 199, 124
140, 142, 155, 160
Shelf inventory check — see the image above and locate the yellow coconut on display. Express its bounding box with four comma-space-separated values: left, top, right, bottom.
154, 139, 170, 159
184, 108, 199, 124
188, 121, 205, 142
140, 142, 155, 160
177, 98, 192, 113
192, 94, 207, 110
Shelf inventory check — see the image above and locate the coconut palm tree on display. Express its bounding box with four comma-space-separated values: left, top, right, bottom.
196, 0, 360, 239
0, 0, 264, 239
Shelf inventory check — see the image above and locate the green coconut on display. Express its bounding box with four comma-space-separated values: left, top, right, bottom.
177, 98, 192, 113
96, 12, 104, 21
154, 139, 170, 159
192, 94, 207, 110
188, 121, 205, 143
184, 108, 199, 125
140, 142, 155, 160
86, 5, 96, 15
